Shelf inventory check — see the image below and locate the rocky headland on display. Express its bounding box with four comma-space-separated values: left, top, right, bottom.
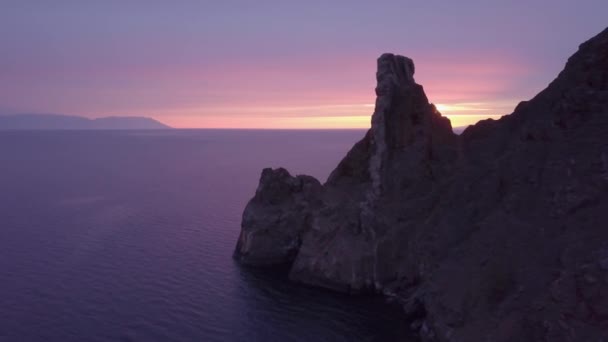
235, 28, 608, 341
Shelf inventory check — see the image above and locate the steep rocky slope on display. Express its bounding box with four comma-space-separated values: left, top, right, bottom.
235, 28, 608, 341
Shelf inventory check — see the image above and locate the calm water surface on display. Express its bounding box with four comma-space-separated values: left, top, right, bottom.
0, 130, 412, 342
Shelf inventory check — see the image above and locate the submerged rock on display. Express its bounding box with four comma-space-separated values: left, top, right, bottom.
235, 27, 608, 340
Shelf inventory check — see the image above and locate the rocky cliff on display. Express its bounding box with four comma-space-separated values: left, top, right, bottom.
235, 28, 608, 341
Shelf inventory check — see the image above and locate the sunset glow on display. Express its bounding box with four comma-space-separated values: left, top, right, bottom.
156, 98, 508, 129
1, 2, 605, 129
165, 113, 504, 130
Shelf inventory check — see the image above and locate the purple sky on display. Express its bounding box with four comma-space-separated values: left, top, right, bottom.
1, 1, 607, 128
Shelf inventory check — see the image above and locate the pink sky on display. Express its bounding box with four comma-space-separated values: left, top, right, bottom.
1, 1, 606, 129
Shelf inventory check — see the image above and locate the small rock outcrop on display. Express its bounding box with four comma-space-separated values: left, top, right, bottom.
235, 28, 608, 341
234, 168, 321, 266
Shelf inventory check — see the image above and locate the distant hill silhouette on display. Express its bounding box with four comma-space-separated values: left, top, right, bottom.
452, 126, 467, 134
0, 113, 171, 130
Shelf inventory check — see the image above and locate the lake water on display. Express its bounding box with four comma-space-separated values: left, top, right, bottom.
0, 130, 412, 342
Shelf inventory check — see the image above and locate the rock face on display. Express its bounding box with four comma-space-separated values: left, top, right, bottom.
234, 168, 322, 266
234, 28, 608, 341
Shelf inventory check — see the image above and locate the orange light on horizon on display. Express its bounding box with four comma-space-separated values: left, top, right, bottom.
153, 98, 512, 129
165, 115, 371, 129
164, 113, 504, 130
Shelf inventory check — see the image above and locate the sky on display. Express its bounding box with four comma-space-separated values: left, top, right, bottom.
1, 1, 607, 129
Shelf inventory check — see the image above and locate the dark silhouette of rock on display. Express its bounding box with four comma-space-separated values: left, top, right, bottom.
235, 27, 608, 341
0, 113, 170, 130
234, 168, 322, 266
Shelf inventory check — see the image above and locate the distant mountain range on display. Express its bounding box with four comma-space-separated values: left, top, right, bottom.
0, 113, 171, 130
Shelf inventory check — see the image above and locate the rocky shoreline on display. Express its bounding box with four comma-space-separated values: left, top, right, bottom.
235, 28, 608, 341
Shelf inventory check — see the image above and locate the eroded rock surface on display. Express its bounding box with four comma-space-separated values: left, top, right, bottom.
235, 28, 608, 341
